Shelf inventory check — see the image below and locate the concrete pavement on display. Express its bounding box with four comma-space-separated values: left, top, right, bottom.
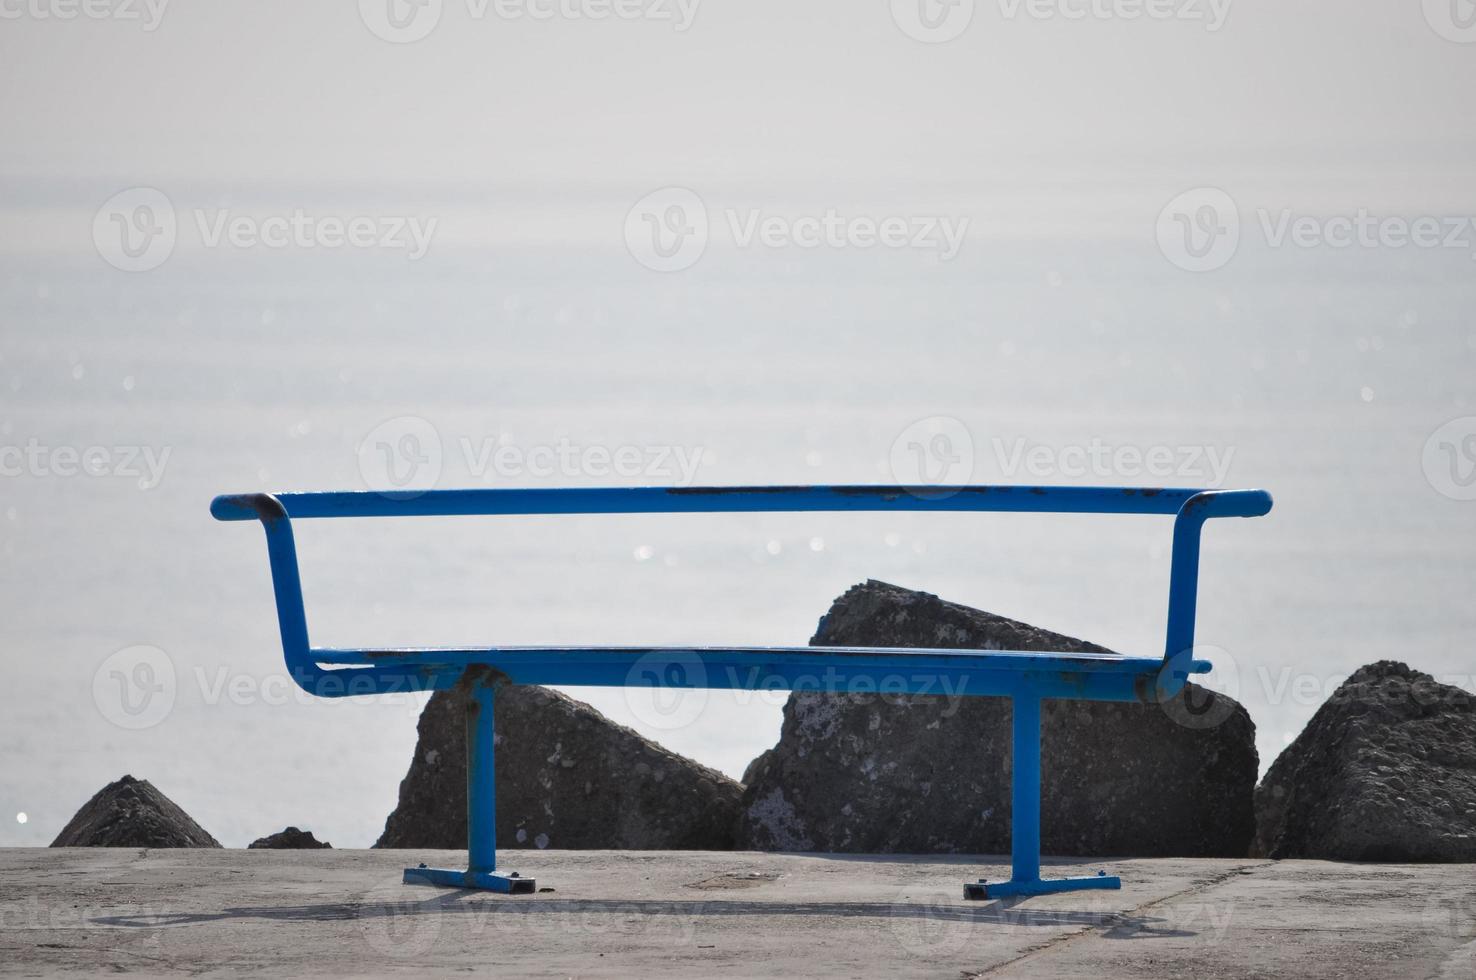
2, 849, 1472, 977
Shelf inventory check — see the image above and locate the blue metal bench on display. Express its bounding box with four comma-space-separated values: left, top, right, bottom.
211, 484, 1271, 899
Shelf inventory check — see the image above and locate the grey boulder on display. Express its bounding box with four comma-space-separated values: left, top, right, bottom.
1254, 661, 1476, 862
376, 683, 742, 850
736, 580, 1257, 857
248, 827, 332, 849
50, 775, 221, 848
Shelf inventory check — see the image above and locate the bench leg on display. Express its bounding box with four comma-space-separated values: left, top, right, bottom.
964, 693, 1121, 901
1011, 692, 1043, 885
403, 683, 536, 894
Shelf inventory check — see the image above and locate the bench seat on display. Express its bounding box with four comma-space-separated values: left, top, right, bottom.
306, 644, 1199, 701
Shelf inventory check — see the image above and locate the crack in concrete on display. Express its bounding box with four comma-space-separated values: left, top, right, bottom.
1432, 938, 1476, 980
965, 860, 1270, 978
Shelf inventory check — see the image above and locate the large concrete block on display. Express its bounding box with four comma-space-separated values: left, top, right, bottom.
736, 580, 1257, 857
376, 684, 741, 851
1254, 660, 1476, 861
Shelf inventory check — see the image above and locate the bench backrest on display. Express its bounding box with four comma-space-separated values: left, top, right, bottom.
212, 485, 1271, 680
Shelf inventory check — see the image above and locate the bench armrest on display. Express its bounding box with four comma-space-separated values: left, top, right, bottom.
1179, 488, 1273, 521
1161, 490, 1274, 690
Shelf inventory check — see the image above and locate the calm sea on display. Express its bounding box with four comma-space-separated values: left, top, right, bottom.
2, 184, 1473, 847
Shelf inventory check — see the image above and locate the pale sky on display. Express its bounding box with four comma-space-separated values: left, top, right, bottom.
2, 1, 1474, 200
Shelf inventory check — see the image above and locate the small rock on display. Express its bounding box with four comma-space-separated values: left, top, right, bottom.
248, 827, 332, 849
50, 775, 220, 848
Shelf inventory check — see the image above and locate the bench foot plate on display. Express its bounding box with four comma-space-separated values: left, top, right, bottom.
964, 874, 1121, 900
402, 866, 536, 894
